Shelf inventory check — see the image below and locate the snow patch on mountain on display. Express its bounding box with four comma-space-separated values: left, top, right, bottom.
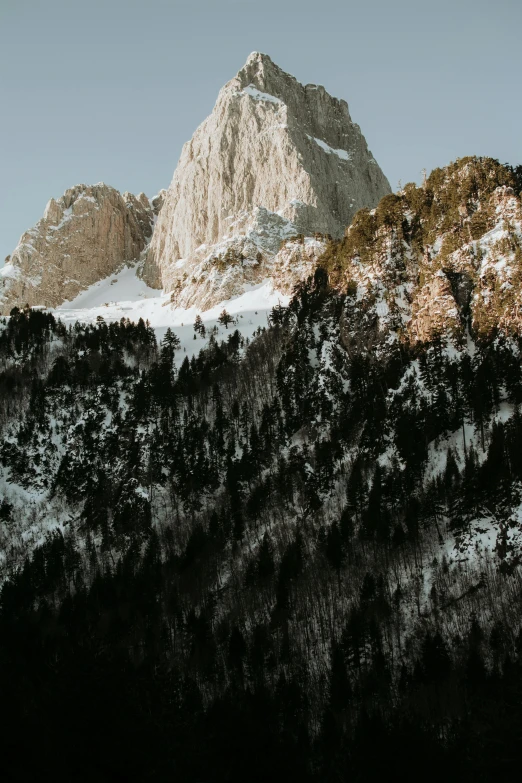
307, 134, 352, 161
241, 84, 284, 105
56, 263, 289, 362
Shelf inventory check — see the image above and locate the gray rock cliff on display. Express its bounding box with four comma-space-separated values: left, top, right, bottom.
0, 184, 156, 313
146, 52, 391, 306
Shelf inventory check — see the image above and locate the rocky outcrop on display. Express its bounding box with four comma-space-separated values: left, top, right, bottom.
137, 189, 167, 289
167, 206, 329, 310
323, 158, 522, 350
150, 189, 167, 216
147, 51, 391, 306
0, 184, 155, 313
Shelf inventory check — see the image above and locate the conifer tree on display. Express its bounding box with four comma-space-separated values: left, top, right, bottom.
193, 315, 206, 336
218, 309, 234, 329
257, 532, 275, 581
325, 522, 345, 592
162, 327, 181, 352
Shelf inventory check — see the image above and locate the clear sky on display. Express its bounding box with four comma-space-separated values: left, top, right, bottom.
1, 0, 520, 263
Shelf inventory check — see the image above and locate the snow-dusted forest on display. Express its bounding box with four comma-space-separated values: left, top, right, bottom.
2, 158, 522, 781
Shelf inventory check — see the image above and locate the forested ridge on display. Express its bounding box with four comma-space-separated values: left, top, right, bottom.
2, 158, 522, 781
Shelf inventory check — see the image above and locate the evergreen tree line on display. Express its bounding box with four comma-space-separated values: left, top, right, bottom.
1, 282, 522, 780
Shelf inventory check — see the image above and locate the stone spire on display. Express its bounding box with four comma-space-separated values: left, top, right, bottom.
145, 52, 391, 303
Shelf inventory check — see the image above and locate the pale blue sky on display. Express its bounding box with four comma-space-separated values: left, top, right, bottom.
1, 0, 520, 262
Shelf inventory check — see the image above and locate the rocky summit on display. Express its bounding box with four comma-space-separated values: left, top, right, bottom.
145, 51, 391, 306
0, 184, 160, 313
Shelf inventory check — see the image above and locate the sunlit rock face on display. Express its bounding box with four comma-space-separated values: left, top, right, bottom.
145, 52, 390, 307
1, 184, 155, 312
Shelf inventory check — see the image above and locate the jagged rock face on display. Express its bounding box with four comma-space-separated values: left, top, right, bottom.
0, 184, 155, 313
166, 205, 328, 310
147, 51, 391, 306
137, 189, 167, 289
323, 158, 522, 350
150, 189, 167, 216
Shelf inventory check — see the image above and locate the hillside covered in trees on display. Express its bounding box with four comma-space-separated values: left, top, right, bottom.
1, 158, 522, 781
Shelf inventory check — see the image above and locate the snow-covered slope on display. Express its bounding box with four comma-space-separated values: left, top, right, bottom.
56, 262, 289, 360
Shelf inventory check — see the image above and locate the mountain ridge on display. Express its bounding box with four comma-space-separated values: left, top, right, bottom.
319, 156, 522, 346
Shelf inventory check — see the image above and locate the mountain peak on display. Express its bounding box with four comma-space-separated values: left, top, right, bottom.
2, 56, 390, 314
244, 50, 272, 65
234, 53, 330, 107
233, 51, 292, 95
146, 55, 391, 308
241, 51, 279, 74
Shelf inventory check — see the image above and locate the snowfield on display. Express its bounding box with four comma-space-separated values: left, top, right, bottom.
56, 262, 290, 363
